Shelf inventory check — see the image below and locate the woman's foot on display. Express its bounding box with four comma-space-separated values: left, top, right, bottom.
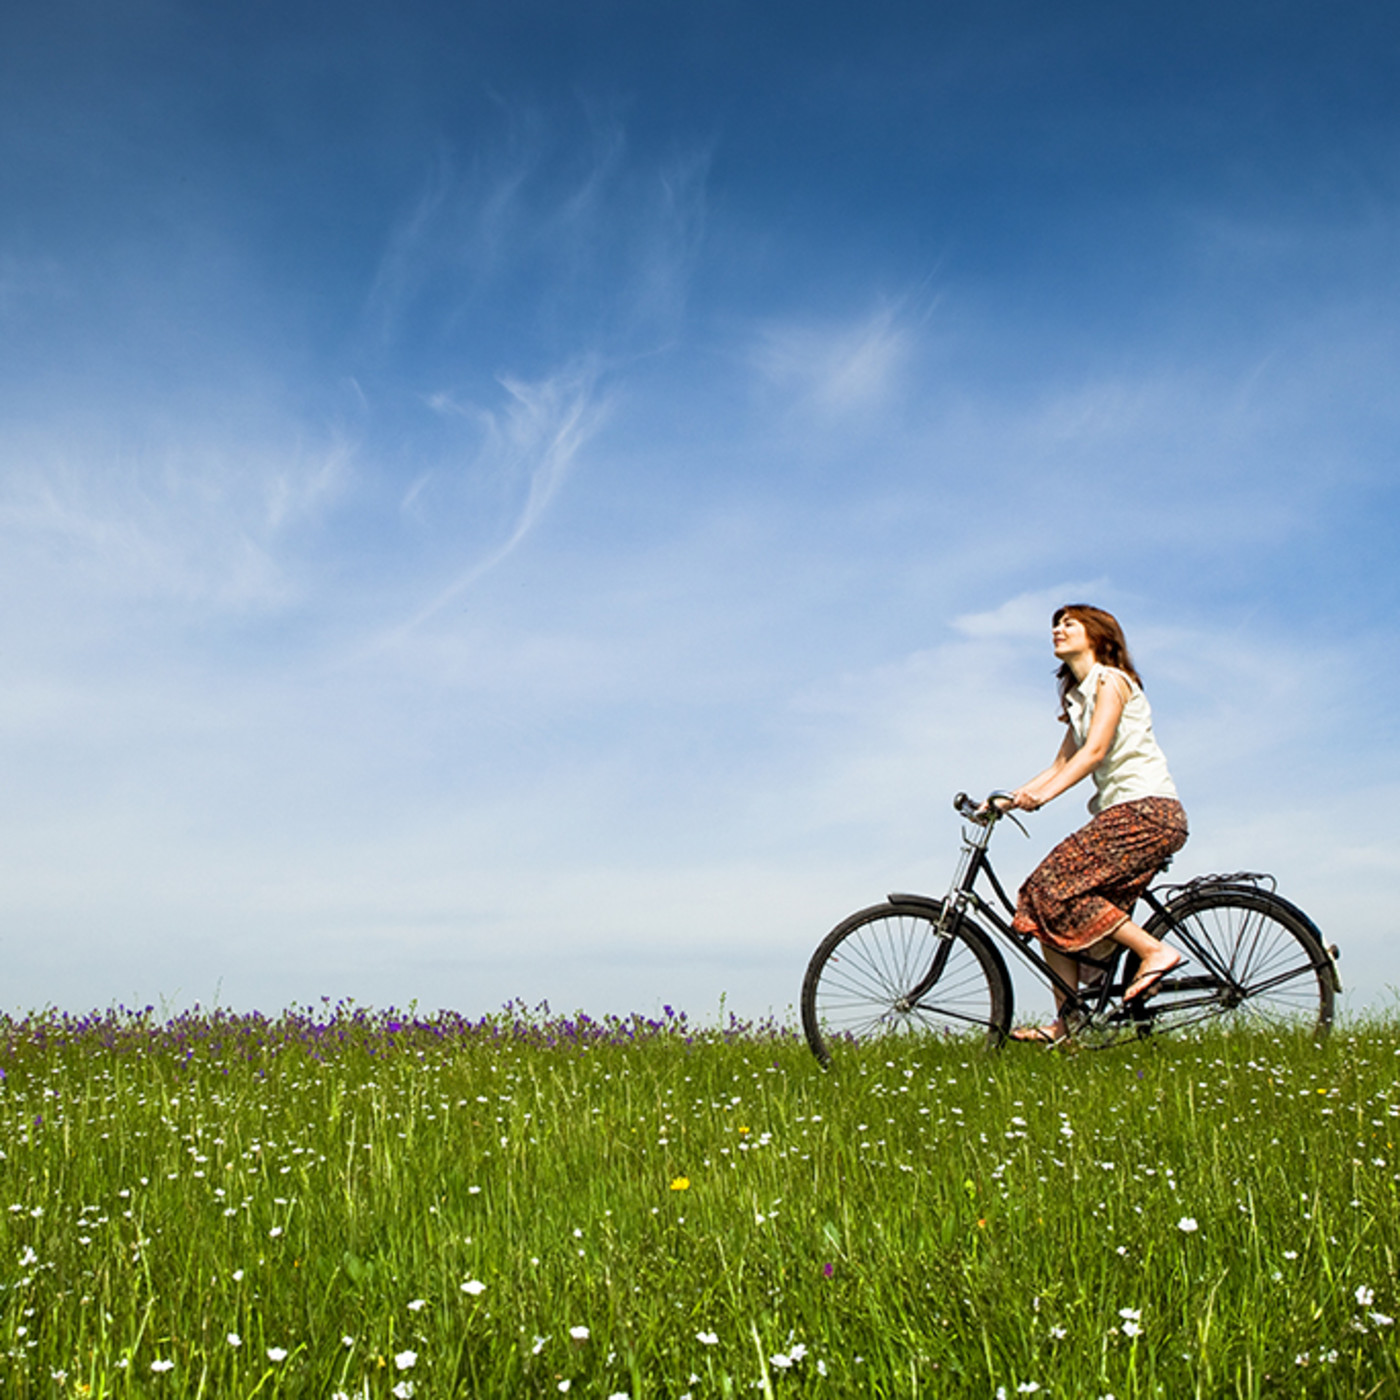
1010, 1022, 1065, 1044
1124, 948, 1183, 1002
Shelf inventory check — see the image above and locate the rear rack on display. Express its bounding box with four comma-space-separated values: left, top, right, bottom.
1152, 870, 1277, 900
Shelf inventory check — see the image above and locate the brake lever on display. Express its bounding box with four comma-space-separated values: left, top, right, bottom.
985, 789, 1031, 836
954, 790, 1032, 836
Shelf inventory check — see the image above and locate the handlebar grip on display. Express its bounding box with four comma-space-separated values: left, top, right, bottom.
953, 788, 1032, 836
954, 789, 1020, 821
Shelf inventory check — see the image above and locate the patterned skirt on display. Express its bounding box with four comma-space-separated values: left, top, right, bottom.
1011, 797, 1188, 953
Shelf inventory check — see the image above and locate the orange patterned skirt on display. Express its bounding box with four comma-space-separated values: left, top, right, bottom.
1011, 797, 1188, 953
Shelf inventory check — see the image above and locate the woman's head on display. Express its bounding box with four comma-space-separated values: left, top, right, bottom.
1052, 604, 1143, 703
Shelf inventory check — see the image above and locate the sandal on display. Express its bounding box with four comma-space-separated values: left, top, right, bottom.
1010, 1024, 1061, 1044
1124, 952, 1184, 1003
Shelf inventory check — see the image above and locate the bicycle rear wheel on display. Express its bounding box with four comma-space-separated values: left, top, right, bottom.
801, 900, 1011, 1065
1138, 885, 1336, 1036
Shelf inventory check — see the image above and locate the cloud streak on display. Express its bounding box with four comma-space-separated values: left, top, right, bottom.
0, 425, 350, 613
748, 302, 917, 417
362, 109, 710, 362
401, 359, 611, 629
351, 109, 711, 629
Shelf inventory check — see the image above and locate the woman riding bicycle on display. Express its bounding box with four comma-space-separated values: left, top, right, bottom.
1003, 605, 1188, 1042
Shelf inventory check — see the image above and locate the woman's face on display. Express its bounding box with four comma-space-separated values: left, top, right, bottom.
1052, 613, 1094, 662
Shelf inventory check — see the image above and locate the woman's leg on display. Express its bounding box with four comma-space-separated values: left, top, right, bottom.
1010, 940, 1080, 1041
1110, 918, 1182, 1000
1013, 800, 1188, 1027
1043, 943, 1081, 1022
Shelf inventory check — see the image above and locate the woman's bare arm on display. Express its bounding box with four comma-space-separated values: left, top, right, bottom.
1009, 728, 1078, 806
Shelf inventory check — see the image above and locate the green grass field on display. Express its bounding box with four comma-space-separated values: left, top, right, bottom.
1, 1003, 1397, 1398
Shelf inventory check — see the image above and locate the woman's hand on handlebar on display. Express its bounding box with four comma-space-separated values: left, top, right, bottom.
960, 788, 1044, 823
969, 790, 1017, 823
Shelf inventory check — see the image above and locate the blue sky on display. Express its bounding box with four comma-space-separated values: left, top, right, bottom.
2, 0, 1399, 1020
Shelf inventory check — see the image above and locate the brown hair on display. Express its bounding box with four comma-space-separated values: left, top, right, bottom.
1053, 604, 1143, 719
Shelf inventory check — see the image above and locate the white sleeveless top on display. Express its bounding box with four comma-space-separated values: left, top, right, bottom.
1065, 663, 1178, 815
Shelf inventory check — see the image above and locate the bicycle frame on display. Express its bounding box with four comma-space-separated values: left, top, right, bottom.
911, 794, 1337, 1033
801, 789, 1340, 1065
911, 794, 1117, 1022
911, 793, 1205, 1032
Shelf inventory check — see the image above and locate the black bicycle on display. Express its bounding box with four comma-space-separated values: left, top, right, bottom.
801, 790, 1342, 1065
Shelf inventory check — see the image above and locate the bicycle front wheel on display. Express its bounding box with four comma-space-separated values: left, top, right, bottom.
801, 900, 1011, 1066
1140, 886, 1337, 1036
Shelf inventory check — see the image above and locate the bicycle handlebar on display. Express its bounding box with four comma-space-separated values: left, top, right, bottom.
954, 789, 1017, 822
953, 790, 1031, 837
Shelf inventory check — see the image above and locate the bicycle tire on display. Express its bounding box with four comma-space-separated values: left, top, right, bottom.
801, 900, 1012, 1066
1138, 885, 1336, 1036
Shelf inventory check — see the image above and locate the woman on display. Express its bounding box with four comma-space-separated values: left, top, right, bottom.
1005, 604, 1188, 1042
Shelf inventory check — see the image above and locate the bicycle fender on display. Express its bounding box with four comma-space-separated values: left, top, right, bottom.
886, 892, 943, 911
1263, 891, 1343, 994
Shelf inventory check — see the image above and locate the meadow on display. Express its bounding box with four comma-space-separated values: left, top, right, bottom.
0, 1002, 1397, 1399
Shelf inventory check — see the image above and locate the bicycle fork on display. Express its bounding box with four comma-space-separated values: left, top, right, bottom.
899, 824, 991, 1011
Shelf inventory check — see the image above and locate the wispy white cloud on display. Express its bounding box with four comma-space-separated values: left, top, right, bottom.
363, 149, 456, 342
0, 426, 350, 611
399, 358, 611, 628
363, 110, 710, 356
352, 112, 711, 627
748, 302, 915, 415
952, 583, 1109, 639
